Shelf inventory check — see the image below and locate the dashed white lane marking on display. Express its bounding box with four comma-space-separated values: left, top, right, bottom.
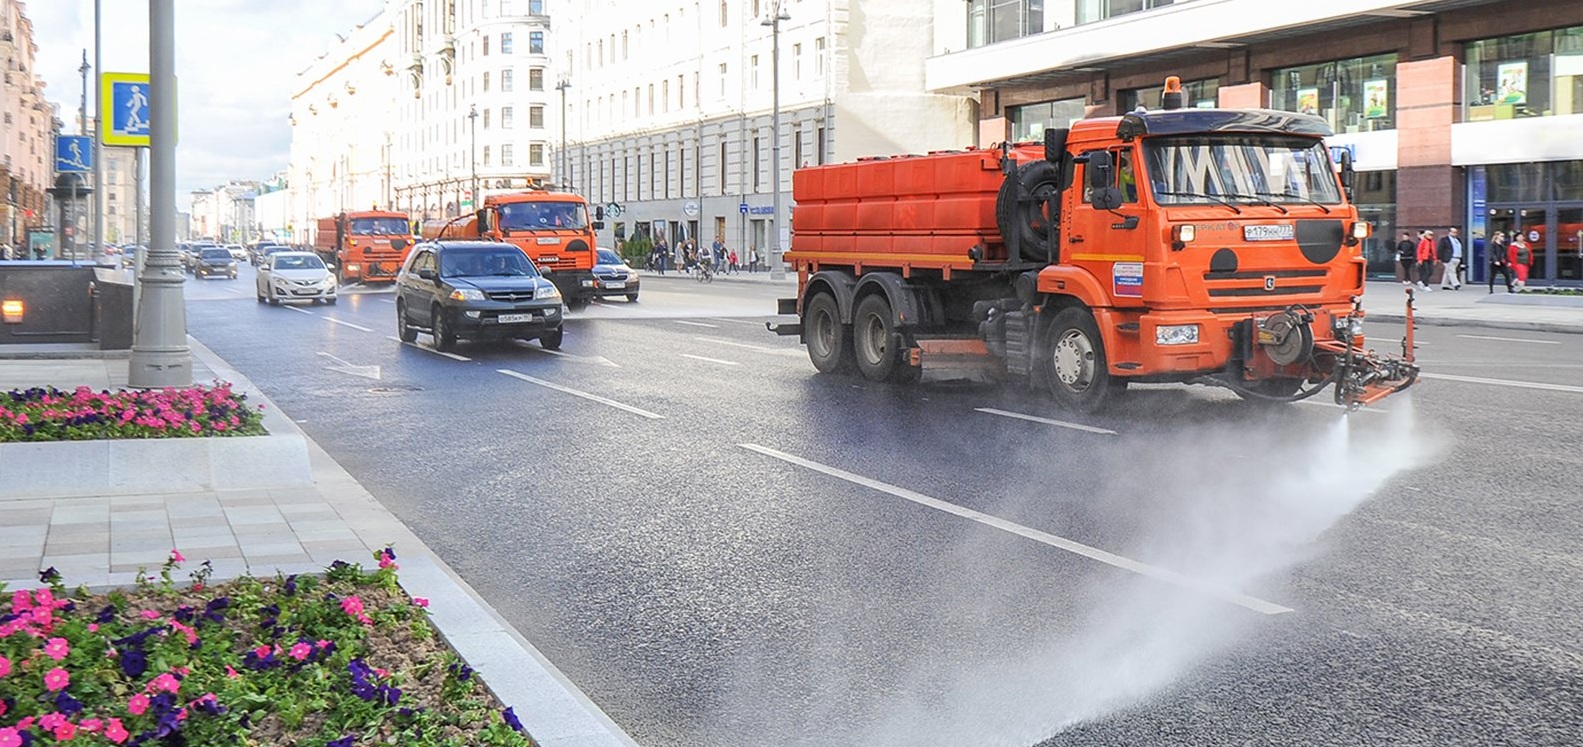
739, 443, 1291, 616
1456, 334, 1560, 345
692, 336, 804, 357
1418, 372, 1583, 394
974, 407, 1117, 435
673, 320, 718, 328
321, 316, 374, 332
386, 336, 471, 361
497, 369, 663, 419
284, 306, 315, 316
511, 342, 619, 367
710, 318, 765, 326
679, 353, 740, 366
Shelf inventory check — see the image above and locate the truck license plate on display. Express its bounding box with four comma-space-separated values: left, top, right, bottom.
498, 313, 534, 323
1244, 224, 1294, 242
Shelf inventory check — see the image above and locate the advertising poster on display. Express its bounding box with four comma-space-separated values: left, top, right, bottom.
1364, 79, 1389, 119
1297, 87, 1320, 115
1497, 61, 1528, 105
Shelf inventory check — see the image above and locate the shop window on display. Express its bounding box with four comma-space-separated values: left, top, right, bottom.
1352, 171, 1398, 278
1466, 25, 1583, 120
1270, 53, 1397, 133
1122, 78, 1219, 111
1076, 0, 1178, 25
1008, 97, 1087, 142
967, 0, 1044, 49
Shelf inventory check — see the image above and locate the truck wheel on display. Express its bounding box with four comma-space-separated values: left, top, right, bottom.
432, 306, 457, 351
853, 294, 909, 383
1043, 307, 1121, 412
397, 301, 417, 343
804, 292, 854, 375
996, 160, 1062, 260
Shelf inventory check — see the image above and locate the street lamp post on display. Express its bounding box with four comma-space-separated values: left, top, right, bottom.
468, 105, 479, 213
762, 2, 790, 280
555, 79, 570, 191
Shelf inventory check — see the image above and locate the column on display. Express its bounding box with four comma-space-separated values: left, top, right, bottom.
1395, 55, 1459, 231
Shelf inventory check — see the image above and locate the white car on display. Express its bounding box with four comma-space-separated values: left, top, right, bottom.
257, 251, 337, 305
225, 244, 248, 261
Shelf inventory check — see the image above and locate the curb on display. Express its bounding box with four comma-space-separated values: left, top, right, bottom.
1368, 313, 1583, 336
0, 349, 131, 360
636, 270, 795, 287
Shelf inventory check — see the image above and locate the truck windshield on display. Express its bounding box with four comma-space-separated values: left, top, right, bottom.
349, 218, 410, 235
1144, 135, 1342, 207
496, 202, 589, 231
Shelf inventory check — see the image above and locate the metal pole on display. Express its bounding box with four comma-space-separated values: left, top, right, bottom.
92, 0, 104, 265
133, 147, 144, 312
768, 4, 787, 280
78, 51, 89, 260
469, 105, 478, 210
129, 0, 190, 388
556, 79, 570, 190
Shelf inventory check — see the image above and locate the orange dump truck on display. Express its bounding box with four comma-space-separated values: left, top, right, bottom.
421, 190, 601, 304
773, 80, 1418, 410
313, 211, 414, 283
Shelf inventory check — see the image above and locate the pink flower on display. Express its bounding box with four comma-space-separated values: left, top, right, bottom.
225, 666, 240, 679
169, 549, 186, 563
340, 595, 365, 617
140, 609, 161, 620
105, 718, 129, 744
0, 727, 23, 747
79, 718, 102, 734
0, 699, 6, 717
44, 637, 70, 660
413, 597, 429, 608
289, 642, 311, 661
53, 721, 77, 741
253, 644, 272, 658
87, 623, 98, 632
128, 693, 150, 715
0, 654, 10, 678
148, 672, 181, 694
316, 639, 332, 649
38, 713, 64, 731
44, 666, 69, 691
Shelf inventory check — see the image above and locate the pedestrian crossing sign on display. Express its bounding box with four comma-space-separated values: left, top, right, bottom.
101, 72, 155, 147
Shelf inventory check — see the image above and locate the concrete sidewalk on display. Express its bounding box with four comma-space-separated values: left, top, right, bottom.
0, 339, 638, 747
1363, 280, 1583, 334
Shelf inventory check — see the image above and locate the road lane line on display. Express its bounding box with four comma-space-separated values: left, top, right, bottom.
1367, 336, 1426, 347
739, 443, 1291, 616
497, 369, 664, 419
321, 316, 374, 332
710, 318, 764, 326
679, 353, 740, 366
284, 306, 315, 316
386, 336, 471, 361
974, 407, 1117, 435
1456, 334, 1559, 345
1418, 372, 1583, 394
674, 320, 719, 328
692, 336, 805, 357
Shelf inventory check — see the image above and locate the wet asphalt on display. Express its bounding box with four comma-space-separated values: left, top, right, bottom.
184, 266, 1583, 746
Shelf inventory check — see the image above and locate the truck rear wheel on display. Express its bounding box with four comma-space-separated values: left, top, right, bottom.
804, 292, 854, 375
1043, 307, 1121, 412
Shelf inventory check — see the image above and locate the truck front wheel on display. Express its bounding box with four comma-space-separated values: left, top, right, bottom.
804, 292, 854, 375
1043, 307, 1122, 412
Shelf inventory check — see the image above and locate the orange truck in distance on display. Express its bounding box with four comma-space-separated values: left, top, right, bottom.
773, 77, 1419, 411
313, 211, 414, 284
421, 190, 602, 305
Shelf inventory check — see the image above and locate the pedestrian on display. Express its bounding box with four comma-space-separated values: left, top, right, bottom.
1508, 231, 1532, 292
1487, 230, 1514, 293
728, 249, 739, 274
1395, 231, 1417, 286
711, 236, 725, 271
1414, 229, 1436, 291
655, 238, 669, 275
749, 246, 760, 273
1437, 227, 1463, 290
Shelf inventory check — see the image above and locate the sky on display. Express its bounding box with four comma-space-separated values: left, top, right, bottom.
27, 0, 385, 207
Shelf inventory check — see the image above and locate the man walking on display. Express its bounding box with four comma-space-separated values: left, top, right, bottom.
1395, 231, 1417, 286
1487, 230, 1514, 293
1438, 227, 1464, 290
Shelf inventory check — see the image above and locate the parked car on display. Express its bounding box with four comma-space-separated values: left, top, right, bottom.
191, 247, 238, 279
253, 244, 292, 266
225, 244, 248, 261
591, 248, 640, 302
257, 251, 337, 305
395, 241, 563, 351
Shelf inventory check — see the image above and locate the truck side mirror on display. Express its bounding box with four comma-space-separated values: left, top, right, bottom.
595, 205, 606, 221
1337, 150, 1356, 201
476, 209, 489, 236
1085, 151, 1124, 211
592, 220, 605, 230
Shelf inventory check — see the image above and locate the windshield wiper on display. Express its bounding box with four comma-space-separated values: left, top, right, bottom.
1230, 193, 1289, 214
1267, 191, 1332, 214
1153, 190, 1242, 214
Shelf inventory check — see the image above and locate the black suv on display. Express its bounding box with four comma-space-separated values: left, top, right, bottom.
191, 247, 238, 279
395, 241, 565, 351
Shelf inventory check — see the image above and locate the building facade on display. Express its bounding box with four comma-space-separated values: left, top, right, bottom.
926, 0, 1583, 286
100, 147, 142, 245
560, 0, 979, 258
189, 182, 259, 243
1, 0, 54, 251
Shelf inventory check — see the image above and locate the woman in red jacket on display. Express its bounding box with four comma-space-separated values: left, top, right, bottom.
1415, 230, 1437, 289
1508, 233, 1532, 292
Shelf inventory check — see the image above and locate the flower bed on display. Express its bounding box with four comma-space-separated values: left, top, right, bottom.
0, 551, 534, 746
0, 384, 266, 442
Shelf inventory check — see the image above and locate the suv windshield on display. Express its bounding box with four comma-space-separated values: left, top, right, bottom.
496, 202, 588, 231
1144, 135, 1342, 206
273, 255, 326, 271
441, 249, 539, 277
199, 249, 231, 260
349, 218, 410, 235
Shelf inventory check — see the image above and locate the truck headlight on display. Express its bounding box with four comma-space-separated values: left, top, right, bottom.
1173, 224, 1195, 243
1155, 324, 1200, 346
345, 263, 360, 272
448, 288, 485, 301
1352, 221, 1370, 239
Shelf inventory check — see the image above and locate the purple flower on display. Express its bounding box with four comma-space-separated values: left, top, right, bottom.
503, 706, 524, 733
119, 648, 148, 678
38, 567, 60, 584
53, 689, 84, 716
326, 736, 353, 747
283, 575, 298, 596
95, 605, 116, 624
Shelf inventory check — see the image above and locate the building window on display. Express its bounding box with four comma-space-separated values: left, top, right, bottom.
501, 68, 514, 92
815, 38, 825, 75
483, 71, 491, 92
1008, 97, 1087, 141
1122, 78, 1220, 111
719, 141, 729, 194
792, 43, 802, 80
968, 0, 1044, 48
1075, 0, 1175, 25
751, 55, 760, 89
530, 144, 544, 166
483, 145, 492, 166
753, 134, 762, 191
648, 84, 655, 115
530, 105, 544, 128
483, 108, 491, 129
1352, 171, 1399, 279
816, 124, 826, 165
530, 31, 544, 54
1271, 53, 1398, 133
502, 144, 515, 166
622, 30, 629, 59
662, 79, 671, 112
1466, 26, 1583, 120
483, 35, 489, 56
529, 0, 544, 14
719, 0, 728, 26
719, 63, 728, 98
529, 67, 544, 90
501, 32, 514, 54
678, 74, 685, 108
502, 106, 515, 128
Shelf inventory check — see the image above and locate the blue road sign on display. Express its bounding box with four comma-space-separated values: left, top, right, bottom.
55, 136, 93, 173
738, 201, 749, 214
103, 73, 153, 147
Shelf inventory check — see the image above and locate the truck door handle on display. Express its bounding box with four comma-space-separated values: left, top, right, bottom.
1069, 235, 1084, 243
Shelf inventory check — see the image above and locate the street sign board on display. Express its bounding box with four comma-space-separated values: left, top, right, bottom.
738, 201, 749, 214
101, 72, 153, 147
54, 136, 93, 173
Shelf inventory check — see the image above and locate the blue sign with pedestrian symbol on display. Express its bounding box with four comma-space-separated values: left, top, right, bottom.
101, 72, 155, 147
54, 135, 93, 173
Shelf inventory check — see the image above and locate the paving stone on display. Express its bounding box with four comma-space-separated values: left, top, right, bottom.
0, 508, 54, 526
224, 506, 287, 526
44, 538, 110, 556
109, 509, 170, 524
50, 506, 112, 525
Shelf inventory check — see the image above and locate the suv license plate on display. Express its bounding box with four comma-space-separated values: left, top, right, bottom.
498, 313, 535, 323
605, 281, 626, 289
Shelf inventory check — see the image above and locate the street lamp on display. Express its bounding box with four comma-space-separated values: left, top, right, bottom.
555, 78, 571, 191
468, 104, 479, 213
762, 1, 790, 280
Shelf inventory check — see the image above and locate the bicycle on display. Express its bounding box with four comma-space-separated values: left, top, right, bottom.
696, 260, 714, 283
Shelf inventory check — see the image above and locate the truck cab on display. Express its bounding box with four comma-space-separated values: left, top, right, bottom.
314, 211, 413, 284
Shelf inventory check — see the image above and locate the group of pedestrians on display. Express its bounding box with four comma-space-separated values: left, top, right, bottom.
644, 235, 765, 276
1396, 226, 1531, 293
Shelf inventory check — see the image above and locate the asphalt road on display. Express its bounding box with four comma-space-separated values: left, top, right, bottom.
185, 265, 1583, 746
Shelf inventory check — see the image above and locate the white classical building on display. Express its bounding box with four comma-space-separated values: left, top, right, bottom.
559, 0, 979, 256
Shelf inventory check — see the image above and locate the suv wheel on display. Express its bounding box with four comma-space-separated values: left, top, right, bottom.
432, 306, 457, 351
397, 301, 417, 342
539, 328, 564, 350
